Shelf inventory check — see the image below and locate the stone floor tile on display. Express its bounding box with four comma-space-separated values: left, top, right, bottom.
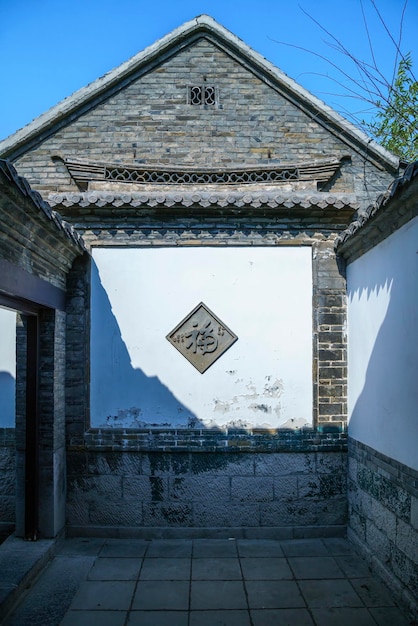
145, 540, 192, 558
69, 580, 136, 610
298, 579, 363, 608
60, 610, 127, 626
350, 577, 396, 607
88, 557, 142, 580
56, 537, 106, 556
193, 539, 238, 558
288, 556, 345, 579
100, 539, 149, 558
368, 606, 412, 626
245, 580, 305, 609
140, 557, 191, 580
3, 555, 95, 626
322, 538, 353, 556
281, 539, 328, 557
251, 608, 315, 626
127, 611, 189, 626
133, 581, 189, 610
192, 557, 242, 580
237, 539, 284, 557
190, 580, 247, 610
189, 610, 251, 625
310, 607, 377, 626
240, 557, 293, 580
334, 555, 371, 578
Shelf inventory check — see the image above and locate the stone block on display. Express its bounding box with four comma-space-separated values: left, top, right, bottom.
68, 475, 122, 503
0, 470, 15, 496
123, 476, 169, 502
231, 477, 274, 502
254, 453, 315, 476
316, 500, 347, 525
66, 500, 90, 525
347, 457, 358, 482
411, 496, 418, 530
143, 453, 190, 476
379, 476, 411, 522
89, 500, 143, 526
260, 499, 334, 527
191, 453, 254, 477
169, 476, 230, 502
143, 502, 192, 527
369, 497, 397, 542
0, 496, 15, 522
366, 521, 391, 565
193, 501, 259, 527
273, 476, 298, 501
348, 508, 366, 542
87, 452, 142, 476
395, 518, 418, 565
356, 466, 380, 500
298, 474, 345, 499
390, 543, 418, 597
348, 485, 373, 518
316, 452, 346, 474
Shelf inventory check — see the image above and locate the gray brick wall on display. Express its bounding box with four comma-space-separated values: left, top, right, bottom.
348, 437, 418, 617
66, 449, 347, 536
0, 429, 15, 530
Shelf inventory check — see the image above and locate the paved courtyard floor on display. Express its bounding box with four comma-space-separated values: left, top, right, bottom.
3, 537, 413, 626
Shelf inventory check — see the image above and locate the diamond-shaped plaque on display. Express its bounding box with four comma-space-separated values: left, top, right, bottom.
166, 302, 238, 373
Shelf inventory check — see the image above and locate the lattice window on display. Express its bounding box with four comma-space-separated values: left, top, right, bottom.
104, 166, 299, 185
188, 85, 217, 106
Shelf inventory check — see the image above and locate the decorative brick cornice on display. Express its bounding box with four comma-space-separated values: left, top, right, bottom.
55, 155, 344, 190
71, 427, 348, 453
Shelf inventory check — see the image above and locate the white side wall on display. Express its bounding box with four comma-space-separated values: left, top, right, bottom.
90, 246, 313, 429
347, 216, 418, 471
0, 307, 16, 427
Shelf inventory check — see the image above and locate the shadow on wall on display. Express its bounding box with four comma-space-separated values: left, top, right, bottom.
90, 260, 199, 429
0, 371, 15, 427
347, 224, 418, 469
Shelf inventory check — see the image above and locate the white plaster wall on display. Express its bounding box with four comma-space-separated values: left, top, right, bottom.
91, 246, 313, 429
347, 216, 418, 470
0, 307, 16, 427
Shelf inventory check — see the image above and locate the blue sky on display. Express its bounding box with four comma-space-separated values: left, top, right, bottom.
1, 0, 417, 141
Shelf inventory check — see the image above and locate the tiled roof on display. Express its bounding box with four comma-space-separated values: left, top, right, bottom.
0, 159, 86, 251
48, 189, 358, 211
335, 161, 418, 249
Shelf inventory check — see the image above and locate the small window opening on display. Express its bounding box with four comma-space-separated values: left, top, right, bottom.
188, 85, 217, 106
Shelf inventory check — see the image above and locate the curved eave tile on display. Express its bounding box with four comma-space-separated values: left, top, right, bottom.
48, 190, 358, 211
0, 159, 87, 252
335, 161, 418, 249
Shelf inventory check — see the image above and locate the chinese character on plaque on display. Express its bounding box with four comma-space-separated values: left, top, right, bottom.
166, 302, 238, 373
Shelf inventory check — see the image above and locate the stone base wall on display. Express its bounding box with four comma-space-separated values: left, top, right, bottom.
348, 437, 418, 618
66, 448, 347, 538
0, 429, 15, 533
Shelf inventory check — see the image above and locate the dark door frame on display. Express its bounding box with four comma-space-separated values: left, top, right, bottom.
0, 297, 41, 540
0, 260, 66, 539
24, 314, 39, 540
